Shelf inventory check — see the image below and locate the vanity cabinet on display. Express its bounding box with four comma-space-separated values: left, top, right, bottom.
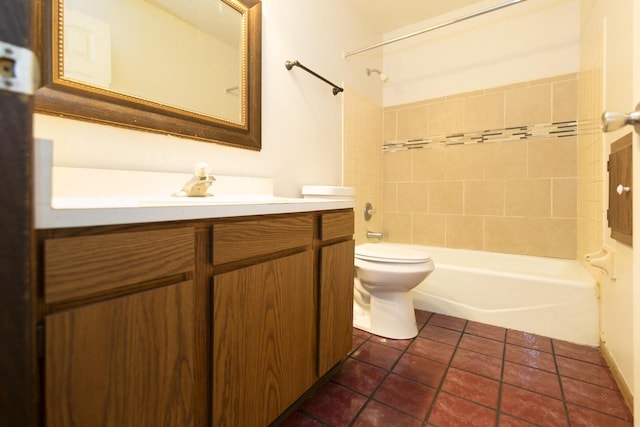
211, 215, 316, 426
317, 212, 355, 375
41, 227, 198, 427
36, 208, 354, 427
211, 211, 354, 426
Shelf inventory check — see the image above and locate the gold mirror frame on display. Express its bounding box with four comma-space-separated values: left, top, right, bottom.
34, 0, 262, 150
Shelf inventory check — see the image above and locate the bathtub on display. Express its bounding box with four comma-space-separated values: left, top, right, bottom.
401, 244, 599, 346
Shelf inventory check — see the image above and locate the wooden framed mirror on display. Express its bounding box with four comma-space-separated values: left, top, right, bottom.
34, 0, 261, 150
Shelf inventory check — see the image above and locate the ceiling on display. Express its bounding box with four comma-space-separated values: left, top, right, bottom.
350, 0, 488, 33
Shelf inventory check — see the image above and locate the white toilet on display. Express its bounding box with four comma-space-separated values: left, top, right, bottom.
354, 243, 435, 339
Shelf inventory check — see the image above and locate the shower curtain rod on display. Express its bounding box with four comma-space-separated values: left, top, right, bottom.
343, 0, 527, 58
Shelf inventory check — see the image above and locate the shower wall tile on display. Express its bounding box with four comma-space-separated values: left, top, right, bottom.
428, 99, 464, 136
384, 150, 413, 182
384, 110, 398, 142
383, 183, 398, 213
484, 217, 528, 255
382, 74, 579, 259
484, 142, 527, 180
552, 178, 578, 218
397, 105, 428, 140
429, 182, 464, 214
527, 218, 577, 259
505, 179, 552, 218
413, 214, 446, 246
413, 148, 446, 181
446, 215, 484, 250
384, 212, 413, 243
398, 182, 428, 213
553, 79, 578, 123
445, 144, 485, 180
464, 92, 505, 133
505, 85, 553, 127
464, 180, 505, 216
528, 137, 577, 178
344, 86, 383, 245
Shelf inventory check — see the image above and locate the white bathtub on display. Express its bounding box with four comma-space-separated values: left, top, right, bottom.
401, 245, 599, 346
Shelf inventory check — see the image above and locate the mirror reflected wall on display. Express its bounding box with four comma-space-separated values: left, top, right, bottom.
34, 0, 262, 150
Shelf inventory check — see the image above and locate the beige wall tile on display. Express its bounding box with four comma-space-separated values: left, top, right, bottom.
445, 144, 485, 180
343, 86, 384, 248
484, 141, 527, 180
375, 74, 580, 258
384, 109, 398, 141
464, 180, 505, 216
528, 137, 577, 178
413, 214, 446, 246
505, 179, 551, 217
428, 99, 464, 136
464, 92, 505, 133
527, 218, 577, 259
505, 84, 552, 127
383, 213, 413, 243
485, 81, 527, 94
429, 181, 463, 214
484, 216, 528, 254
397, 105, 428, 140
553, 79, 578, 123
383, 150, 413, 182
534, 73, 577, 85
446, 215, 483, 250
413, 148, 446, 181
398, 182, 428, 213
383, 183, 397, 213
552, 178, 577, 218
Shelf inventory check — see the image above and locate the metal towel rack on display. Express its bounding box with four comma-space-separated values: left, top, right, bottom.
285, 60, 344, 95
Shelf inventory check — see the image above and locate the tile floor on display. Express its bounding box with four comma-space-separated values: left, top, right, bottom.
280, 310, 633, 426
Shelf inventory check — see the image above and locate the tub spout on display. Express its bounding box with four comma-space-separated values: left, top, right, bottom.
366, 230, 383, 241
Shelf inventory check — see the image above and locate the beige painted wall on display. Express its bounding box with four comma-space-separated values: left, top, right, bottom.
381, 75, 579, 259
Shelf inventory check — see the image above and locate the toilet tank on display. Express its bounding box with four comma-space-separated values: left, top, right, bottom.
301, 186, 355, 200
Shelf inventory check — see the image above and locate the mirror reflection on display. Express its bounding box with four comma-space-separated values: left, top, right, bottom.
60, 0, 246, 124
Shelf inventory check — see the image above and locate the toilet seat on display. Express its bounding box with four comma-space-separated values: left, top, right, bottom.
355, 243, 431, 264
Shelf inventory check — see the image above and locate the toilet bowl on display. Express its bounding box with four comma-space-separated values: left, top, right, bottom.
354, 243, 435, 339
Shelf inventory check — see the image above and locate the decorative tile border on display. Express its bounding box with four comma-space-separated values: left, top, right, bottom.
383, 121, 577, 152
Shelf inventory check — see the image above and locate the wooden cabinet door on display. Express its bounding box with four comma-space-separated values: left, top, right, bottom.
608, 133, 633, 245
318, 239, 355, 375
213, 251, 315, 427
45, 281, 197, 427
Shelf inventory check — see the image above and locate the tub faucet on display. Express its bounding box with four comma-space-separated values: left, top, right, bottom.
366, 230, 383, 241
174, 162, 216, 197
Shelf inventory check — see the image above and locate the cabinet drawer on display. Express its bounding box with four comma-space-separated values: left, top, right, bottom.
320, 210, 354, 241
44, 227, 195, 304
212, 215, 313, 265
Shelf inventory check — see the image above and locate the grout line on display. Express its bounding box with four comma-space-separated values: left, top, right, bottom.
422, 315, 469, 424
347, 314, 434, 423
495, 326, 508, 427
553, 339, 574, 426
296, 312, 633, 426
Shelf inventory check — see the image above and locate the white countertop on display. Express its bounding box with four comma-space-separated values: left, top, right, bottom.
37, 197, 354, 229
34, 139, 354, 229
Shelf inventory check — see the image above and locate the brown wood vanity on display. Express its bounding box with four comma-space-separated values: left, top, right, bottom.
37, 208, 354, 426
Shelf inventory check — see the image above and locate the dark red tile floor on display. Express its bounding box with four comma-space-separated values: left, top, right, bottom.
280, 310, 633, 426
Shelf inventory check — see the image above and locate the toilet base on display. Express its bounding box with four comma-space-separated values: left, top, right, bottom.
353, 284, 418, 340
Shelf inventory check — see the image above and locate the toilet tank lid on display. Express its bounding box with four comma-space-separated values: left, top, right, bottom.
301, 185, 355, 197
355, 243, 431, 263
